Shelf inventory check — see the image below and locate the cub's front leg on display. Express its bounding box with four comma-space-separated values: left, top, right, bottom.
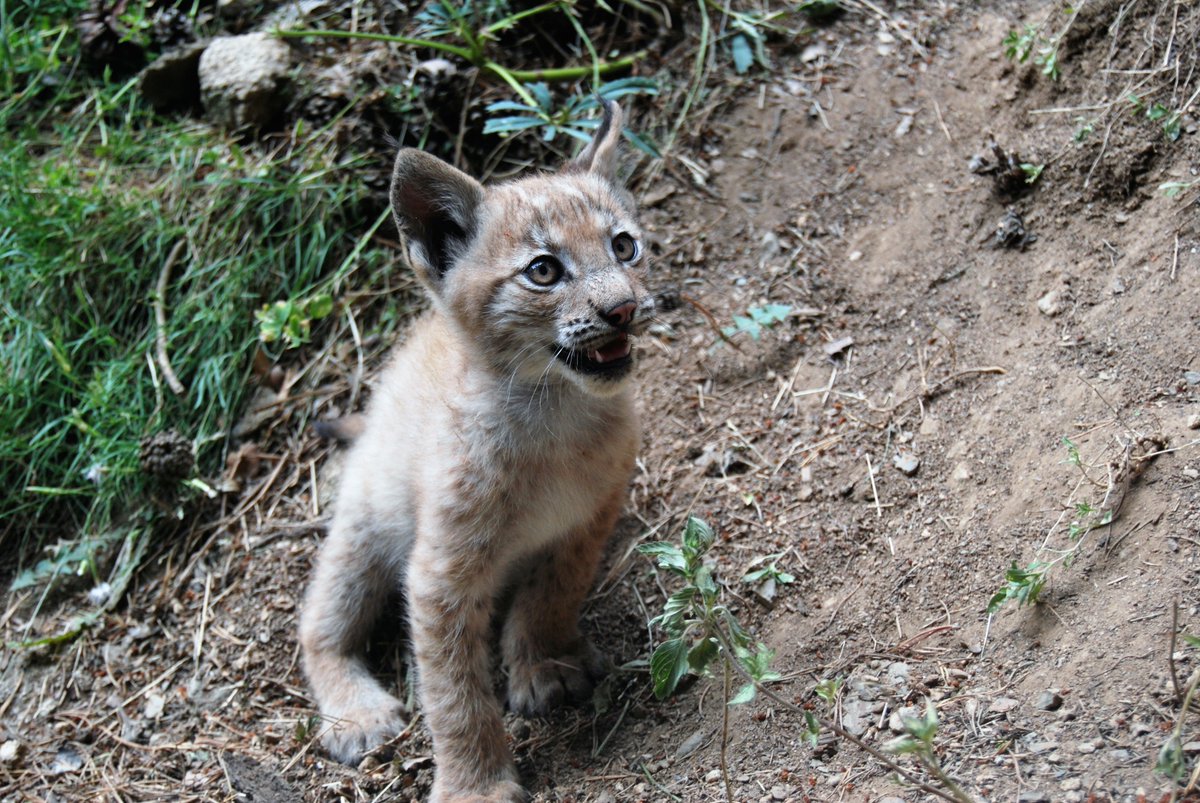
407, 539, 525, 803
501, 492, 622, 716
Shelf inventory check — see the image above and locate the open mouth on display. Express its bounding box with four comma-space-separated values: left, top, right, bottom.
553, 333, 634, 377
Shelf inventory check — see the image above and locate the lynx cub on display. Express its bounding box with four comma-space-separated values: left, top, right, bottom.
299, 101, 650, 802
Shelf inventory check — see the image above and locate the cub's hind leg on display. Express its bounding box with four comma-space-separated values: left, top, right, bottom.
501, 492, 622, 716
299, 518, 407, 763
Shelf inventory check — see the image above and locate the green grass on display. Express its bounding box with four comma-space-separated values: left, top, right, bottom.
1, 2, 389, 604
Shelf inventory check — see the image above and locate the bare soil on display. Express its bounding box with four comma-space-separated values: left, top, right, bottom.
4, 2, 1200, 802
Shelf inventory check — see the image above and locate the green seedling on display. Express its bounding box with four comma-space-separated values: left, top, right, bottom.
256, 293, 335, 350
1126, 93, 1184, 141
886, 701, 974, 803
987, 436, 1119, 613
1156, 632, 1200, 790
1002, 23, 1061, 80
1159, 180, 1197, 197
637, 516, 780, 703
741, 553, 796, 586
722, 303, 792, 341
1019, 163, 1044, 184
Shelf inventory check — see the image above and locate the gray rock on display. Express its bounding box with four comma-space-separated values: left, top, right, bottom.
951, 462, 972, 482
199, 33, 292, 131
1035, 689, 1063, 711
1017, 792, 1049, 803
140, 41, 207, 113
1187, 414, 1200, 430
1185, 371, 1200, 386
1076, 740, 1097, 754
893, 450, 920, 476
988, 696, 1019, 714
1037, 287, 1070, 317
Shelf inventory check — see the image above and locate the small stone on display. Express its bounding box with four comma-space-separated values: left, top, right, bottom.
1017, 791, 1049, 803
674, 729, 707, 759
1187, 414, 1200, 430
1181, 741, 1200, 753
1028, 741, 1058, 754
1076, 741, 1097, 754
889, 705, 918, 733
770, 786, 787, 800
594, 793, 616, 803
1060, 778, 1082, 791
801, 43, 826, 62
893, 450, 920, 476
1183, 467, 1199, 480
1111, 276, 1126, 294
198, 32, 292, 131
1108, 748, 1132, 762
1035, 689, 1063, 711
705, 769, 722, 782
951, 462, 972, 482
1037, 287, 1070, 317
1185, 371, 1200, 386
0, 740, 21, 764
823, 336, 855, 357
886, 662, 910, 687
988, 696, 1019, 714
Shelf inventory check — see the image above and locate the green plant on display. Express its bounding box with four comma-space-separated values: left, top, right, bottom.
483, 77, 660, 155
1002, 23, 1060, 80
278, 1, 645, 91
722, 303, 792, 341
637, 517, 779, 702
256, 293, 335, 350
886, 701, 974, 803
1159, 180, 1197, 197
987, 436, 1116, 613
1126, 93, 1184, 141
1019, 162, 1044, 184
1156, 631, 1200, 793
741, 553, 796, 586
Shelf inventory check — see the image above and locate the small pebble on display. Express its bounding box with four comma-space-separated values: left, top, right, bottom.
0, 740, 21, 764
1035, 689, 1063, 711
951, 462, 972, 482
704, 769, 723, 783
1185, 370, 1200, 386
893, 450, 920, 476
1017, 791, 1049, 803
1187, 414, 1200, 430
1077, 741, 1097, 754
770, 786, 787, 800
1037, 287, 1070, 317
989, 696, 1019, 714
1060, 778, 1082, 791
1184, 467, 1199, 480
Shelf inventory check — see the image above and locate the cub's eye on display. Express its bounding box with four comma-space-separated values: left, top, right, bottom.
612, 232, 638, 262
524, 256, 564, 287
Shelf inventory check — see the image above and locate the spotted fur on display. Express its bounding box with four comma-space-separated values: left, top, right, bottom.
298, 102, 649, 803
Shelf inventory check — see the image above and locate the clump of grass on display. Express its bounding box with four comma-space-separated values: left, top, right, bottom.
1, 3, 391, 631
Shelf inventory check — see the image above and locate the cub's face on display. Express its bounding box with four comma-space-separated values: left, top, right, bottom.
390, 101, 650, 398
445, 173, 651, 396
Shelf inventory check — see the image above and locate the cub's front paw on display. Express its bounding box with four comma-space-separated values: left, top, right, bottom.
318, 694, 406, 764
506, 642, 608, 716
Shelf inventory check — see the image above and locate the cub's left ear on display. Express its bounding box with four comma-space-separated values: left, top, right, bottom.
567, 99, 623, 181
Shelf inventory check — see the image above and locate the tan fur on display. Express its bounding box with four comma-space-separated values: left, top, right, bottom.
298, 102, 650, 803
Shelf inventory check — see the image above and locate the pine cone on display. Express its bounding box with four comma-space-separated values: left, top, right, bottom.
150, 7, 194, 50
139, 430, 194, 481
76, 0, 146, 76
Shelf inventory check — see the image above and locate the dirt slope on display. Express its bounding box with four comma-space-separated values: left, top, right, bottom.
3, 2, 1199, 802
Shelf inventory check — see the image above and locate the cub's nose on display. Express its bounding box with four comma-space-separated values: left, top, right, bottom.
602, 300, 637, 328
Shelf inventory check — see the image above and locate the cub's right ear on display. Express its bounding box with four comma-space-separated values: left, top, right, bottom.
390, 149, 484, 288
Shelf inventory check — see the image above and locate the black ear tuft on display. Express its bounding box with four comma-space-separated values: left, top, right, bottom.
567, 99, 623, 180
390, 149, 485, 287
